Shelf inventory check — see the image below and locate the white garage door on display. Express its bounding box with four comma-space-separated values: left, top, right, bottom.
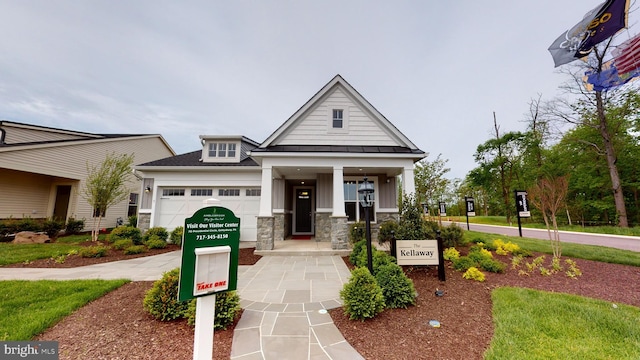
155, 188, 260, 242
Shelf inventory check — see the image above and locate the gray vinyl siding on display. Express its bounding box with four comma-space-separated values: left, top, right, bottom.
316, 173, 332, 209
0, 169, 56, 218
277, 88, 398, 146
140, 179, 154, 210
378, 175, 397, 209
2, 125, 91, 144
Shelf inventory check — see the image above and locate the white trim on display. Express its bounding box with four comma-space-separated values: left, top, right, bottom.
0, 134, 175, 155
316, 208, 332, 213
251, 151, 424, 160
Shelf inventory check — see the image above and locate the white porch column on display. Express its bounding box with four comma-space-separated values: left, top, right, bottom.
402, 166, 416, 196
259, 166, 273, 216
332, 166, 346, 216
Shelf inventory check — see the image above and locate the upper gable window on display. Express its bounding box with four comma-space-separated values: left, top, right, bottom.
205, 141, 239, 162
332, 109, 343, 128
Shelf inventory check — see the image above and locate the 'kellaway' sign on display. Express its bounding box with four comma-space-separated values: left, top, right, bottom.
396, 240, 439, 265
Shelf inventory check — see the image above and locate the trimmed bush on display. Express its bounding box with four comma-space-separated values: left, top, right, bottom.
452, 256, 476, 272
186, 291, 241, 330
145, 236, 167, 249
112, 239, 134, 250
462, 267, 485, 282
17, 218, 42, 232
144, 227, 169, 242
348, 222, 366, 245
108, 226, 142, 244
127, 215, 138, 227
340, 267, 385, 321
143, 268, 189, 321
65, 217, 85, 234
350, 240, 367, 266
378, 220, 399, 244
480, 258, 506, 273
440, 223, 464, 247
375, 263, 416, 309
79, 246, 108, 258
124, 245, 146, 255
170, 226, 184, 246
42, 218, 65, 239
443, 247, 460, 261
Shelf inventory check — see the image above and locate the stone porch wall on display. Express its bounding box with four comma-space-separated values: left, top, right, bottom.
138, 213, 151, 232
315, 212, 331, 242
257, 216, 274, 250
331, 216, 348, 249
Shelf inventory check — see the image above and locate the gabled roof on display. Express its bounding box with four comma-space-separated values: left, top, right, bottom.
0, 120, 175, 154
258, 74, 423, 153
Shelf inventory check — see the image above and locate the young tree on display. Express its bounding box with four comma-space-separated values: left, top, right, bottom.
413, 153, 450, 214
528, 176, 569, 258
82, 152, 135, 241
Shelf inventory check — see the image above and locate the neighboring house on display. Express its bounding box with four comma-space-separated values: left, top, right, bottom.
135, 75, 425, 249
0, 121, 175, 230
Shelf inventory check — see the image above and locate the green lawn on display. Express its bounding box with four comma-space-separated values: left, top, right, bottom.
0, 279, 129, 340
0, 233, 107, 265
485, 287, 640, 360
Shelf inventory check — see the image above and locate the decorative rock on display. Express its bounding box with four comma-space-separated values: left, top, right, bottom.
12, 231, 51, 244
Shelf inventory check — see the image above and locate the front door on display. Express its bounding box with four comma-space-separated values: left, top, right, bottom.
293, 188, 313, 235
53, 185, 71, 221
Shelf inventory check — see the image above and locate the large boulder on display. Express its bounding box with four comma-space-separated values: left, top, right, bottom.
12, 231, 51, 244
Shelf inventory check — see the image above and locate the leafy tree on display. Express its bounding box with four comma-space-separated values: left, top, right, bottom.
414, 153, 450, 213
528, 176, 569, 258
82, 152, 135, 241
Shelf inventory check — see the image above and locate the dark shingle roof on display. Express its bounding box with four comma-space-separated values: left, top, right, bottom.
137, 150, 259, 167
250, 145, 424, 154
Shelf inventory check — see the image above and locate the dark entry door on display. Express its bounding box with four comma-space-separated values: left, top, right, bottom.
53, 185, 71, 221
294, 188, 313, 234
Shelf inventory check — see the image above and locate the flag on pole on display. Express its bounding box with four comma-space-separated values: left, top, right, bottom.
577, 0, 630, 56
548, 0, 629, 67
613, 33, 640, 74
584, 60, 640, 91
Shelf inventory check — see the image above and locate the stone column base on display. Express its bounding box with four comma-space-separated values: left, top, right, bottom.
315, 212, 331, 242
138, 213, 151, 232
330, 216, 348, 250
257, 216, 275, 250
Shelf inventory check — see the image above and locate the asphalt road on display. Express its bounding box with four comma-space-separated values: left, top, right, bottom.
445, 221, 640, 252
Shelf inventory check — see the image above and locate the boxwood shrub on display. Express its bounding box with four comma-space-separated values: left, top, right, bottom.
339, 267, 385, 321
375, 263, 416, 309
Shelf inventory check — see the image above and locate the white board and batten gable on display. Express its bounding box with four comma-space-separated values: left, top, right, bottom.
260, 75, 420, 150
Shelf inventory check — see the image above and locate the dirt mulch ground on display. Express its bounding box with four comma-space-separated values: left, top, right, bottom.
23, 248, 640, 360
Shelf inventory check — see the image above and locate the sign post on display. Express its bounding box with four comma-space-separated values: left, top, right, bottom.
465, 197, 475, 231
514, 190, 531, 237
178, 206, 240, 360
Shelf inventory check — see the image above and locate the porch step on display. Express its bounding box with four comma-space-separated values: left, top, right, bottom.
255, 248, 351, 257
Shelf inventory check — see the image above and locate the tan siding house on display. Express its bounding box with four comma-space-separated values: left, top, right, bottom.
0, 121, 175, 230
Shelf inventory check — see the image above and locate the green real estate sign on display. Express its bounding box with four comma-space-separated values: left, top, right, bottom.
178, 206, 240, 302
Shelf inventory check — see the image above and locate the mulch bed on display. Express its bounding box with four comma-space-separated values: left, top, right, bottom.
13, 245, 640, 359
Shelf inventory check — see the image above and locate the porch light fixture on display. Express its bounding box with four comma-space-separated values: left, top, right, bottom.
145, 186, 151, 193
358, 176, 375, 274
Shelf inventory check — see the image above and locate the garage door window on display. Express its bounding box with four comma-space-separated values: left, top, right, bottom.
246, 189, 261, 196
219, 189, 240, 196
191, 189, 213, 196
162, 189, 185, 196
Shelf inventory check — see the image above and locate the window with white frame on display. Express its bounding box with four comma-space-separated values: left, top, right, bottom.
208, 142, 238, 159
246, 189, 261, 196
219, 189, 240, 196
162, 189, 185, 196
332, 109, 343, 128
343, 179, 376, 222
191, 189, 213, 196
128, 193, 139, 217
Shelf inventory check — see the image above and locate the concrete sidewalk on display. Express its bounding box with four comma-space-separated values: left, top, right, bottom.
0, 247, 363, 360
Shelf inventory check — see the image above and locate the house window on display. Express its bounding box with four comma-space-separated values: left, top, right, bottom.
162, 188, 185, 196
191, 189, 213, 196
332, 109, 343, 128
246, 189, 261, 196
208, 142, 237, 158
219, 189, 240, 196
128, 193, 139, 217
344, 180, 376, 222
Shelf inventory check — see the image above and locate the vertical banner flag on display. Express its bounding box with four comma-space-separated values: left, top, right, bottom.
465, 197, 475, 217
613, 32, 640, 74
548, 0, 629, 67
515, 191, 531, 218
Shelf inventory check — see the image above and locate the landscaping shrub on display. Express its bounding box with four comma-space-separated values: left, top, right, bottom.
143, 268, 189, 321
79, 246, 108, 258
144, 227, 169, 242
440, 223, 464, 247
186, 291, 241, 330
422, 220, 439, 239
340, 267, 385, 321
127, 215, 138, 227
378, 220, 399, 244
375, 263, 416, 309
17, 217, 41, 232
112, 239, 134, 250
348, 222, 366, 245
65, 217, 85, 235
512, 247, 532, 257
349, 240, 367, 266
108, 226, 142, 244
443, 247, 460, 261
145, 236, 167, 249
462, 267, 486, 282
395, 193, 429, 240
452, 256, 476, 271
42, 218, 65, 239
480, 258, 507, 273
170, 226, 184, 246
0, 218, 18, 238
124, 245, 146, 255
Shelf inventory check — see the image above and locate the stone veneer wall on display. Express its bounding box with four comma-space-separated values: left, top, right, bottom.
315, 212, 331, 242
330, 216, 348, 249
372, 212, 399, 243
257, 216, 274, 250
274, 214, 285, 242
138, 213, 151, 232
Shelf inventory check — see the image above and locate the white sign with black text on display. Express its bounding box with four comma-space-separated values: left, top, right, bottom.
396, 240, 439, 266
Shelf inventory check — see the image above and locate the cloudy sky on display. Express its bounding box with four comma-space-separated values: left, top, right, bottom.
1, 0, 634, 178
